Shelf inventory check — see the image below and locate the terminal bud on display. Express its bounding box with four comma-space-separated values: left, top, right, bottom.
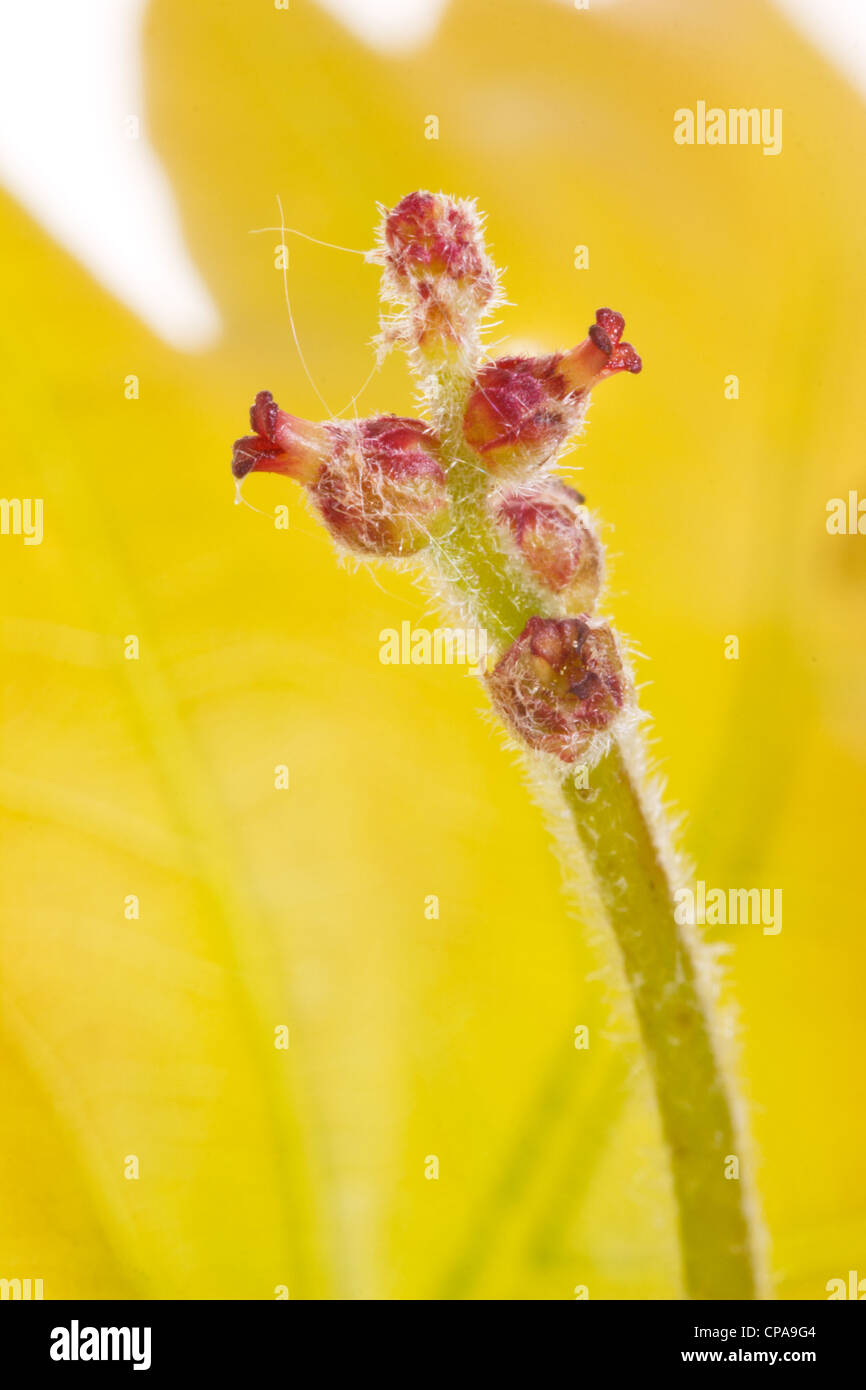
376, 191, 499, 356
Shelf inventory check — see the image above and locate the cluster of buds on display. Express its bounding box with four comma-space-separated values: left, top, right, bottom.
232, 193, 642, 766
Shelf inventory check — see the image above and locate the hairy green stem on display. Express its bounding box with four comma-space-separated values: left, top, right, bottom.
563, 752, 760, 1299
429, 387, 764, 1300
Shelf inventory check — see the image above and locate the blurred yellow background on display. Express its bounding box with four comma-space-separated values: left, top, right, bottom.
0, 0, 864, 1299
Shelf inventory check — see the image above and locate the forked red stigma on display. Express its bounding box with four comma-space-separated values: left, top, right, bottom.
231, 390, 326, 485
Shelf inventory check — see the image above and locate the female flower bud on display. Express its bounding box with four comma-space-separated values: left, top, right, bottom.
463, 309, 641, 478
376, 191, 499, 355
494, 480, 603, 612
314, 416, 449, 557
232, 393, 449, 558
487, 615, 627, 764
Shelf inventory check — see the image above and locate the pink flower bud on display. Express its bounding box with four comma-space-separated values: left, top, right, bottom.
463, 309, 641, 477
232, 394, 449, 558
383, 192, 495, 301
313, 416, 449, 557
463, 353, 575, 477
487, 615, 627, 764
494, 480, 603, 611
376, 191, 499, 354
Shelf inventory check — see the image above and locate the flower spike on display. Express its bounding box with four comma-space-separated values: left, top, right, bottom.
228, 195, 764, 1300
